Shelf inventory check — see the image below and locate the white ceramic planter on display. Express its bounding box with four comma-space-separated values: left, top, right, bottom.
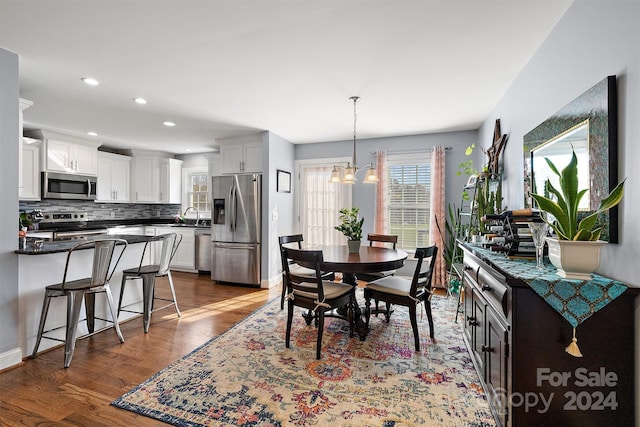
545, 237, 608, 280
347, 240, 361, 253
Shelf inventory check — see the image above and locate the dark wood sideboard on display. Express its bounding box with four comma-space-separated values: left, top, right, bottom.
458, 242, 636, 427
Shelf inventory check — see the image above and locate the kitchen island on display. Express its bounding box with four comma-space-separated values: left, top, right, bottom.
16, 234, 155, 359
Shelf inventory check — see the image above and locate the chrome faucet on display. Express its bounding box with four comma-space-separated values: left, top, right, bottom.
183, 207, 200, 226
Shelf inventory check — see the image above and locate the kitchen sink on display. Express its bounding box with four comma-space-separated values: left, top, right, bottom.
171, 223, 210, 229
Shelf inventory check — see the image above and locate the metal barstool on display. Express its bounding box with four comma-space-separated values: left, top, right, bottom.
117, 233, 182, 333
31, 238, 128, 368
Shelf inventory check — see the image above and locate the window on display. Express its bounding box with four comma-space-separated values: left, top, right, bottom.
184, 168, 211, 216
386, 152, 431, 251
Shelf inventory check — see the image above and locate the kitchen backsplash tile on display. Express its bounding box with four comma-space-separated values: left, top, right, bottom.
19, 200, 182, 221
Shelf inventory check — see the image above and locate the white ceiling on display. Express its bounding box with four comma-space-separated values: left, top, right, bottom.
1, 0, 572, 154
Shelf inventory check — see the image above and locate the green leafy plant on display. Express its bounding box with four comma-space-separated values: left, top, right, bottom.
19, 212, 32, 230
335, 207, 364, 241
530, 149, 625, 241
456, 143, 479, 178
434, 204, 462, 270
475, 174, 502, 232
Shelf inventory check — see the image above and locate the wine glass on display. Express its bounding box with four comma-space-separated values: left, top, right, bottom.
528, 222, 549, 270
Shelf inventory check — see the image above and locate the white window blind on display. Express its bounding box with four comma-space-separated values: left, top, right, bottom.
386, 152, 431, 251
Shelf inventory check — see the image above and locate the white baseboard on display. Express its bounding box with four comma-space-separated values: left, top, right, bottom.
0, 348, 23, 371
261, 275, 282, 289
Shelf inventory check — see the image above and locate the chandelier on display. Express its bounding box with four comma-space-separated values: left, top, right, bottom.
330, 96, 378, 184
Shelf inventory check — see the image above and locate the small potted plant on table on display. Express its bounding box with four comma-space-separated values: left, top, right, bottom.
335, 207, 364, 253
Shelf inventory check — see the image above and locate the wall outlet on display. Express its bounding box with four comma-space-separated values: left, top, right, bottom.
154, 210, 161, 217
110, 210, 115, 218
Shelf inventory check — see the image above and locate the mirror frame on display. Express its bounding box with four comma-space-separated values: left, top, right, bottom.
523, 75, 618, 242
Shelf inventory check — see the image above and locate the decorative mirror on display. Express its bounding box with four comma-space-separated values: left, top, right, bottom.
523, 76, 618, 242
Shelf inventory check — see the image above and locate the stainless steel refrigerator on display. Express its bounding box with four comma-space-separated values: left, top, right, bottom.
211, 174, 262, 286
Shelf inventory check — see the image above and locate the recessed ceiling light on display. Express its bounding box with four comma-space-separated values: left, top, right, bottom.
163, 121, 176, 127
185, 148, 192, 152
81, 77, 99, 86
87, 131, 98, 136
133, 97, 147, 104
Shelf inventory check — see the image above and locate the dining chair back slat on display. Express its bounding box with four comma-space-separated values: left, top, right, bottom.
367, 233, 398, 249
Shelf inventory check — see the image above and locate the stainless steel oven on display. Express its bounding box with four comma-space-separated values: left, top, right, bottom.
38, 211, 107, 241
42, 171, 97, 200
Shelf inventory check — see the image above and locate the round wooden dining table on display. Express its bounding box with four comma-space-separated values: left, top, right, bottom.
299, 244, 408, 340
319, 245, 408, 285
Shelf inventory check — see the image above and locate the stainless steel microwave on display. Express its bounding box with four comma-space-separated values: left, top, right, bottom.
41, 171, 97, 200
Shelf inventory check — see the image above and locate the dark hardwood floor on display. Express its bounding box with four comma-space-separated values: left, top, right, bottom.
0, 272, 280, 427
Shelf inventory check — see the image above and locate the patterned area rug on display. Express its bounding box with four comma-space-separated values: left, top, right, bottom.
112, 294, 495, 426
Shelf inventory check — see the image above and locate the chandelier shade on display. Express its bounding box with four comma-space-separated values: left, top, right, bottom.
330, 96, 378, 184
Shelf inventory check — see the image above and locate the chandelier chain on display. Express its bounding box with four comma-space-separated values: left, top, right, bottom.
350, 96, 360, 168
329, 95, 376, 184
353, 97, 358, 142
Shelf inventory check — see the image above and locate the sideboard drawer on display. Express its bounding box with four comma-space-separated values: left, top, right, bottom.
477, 266, 508, 317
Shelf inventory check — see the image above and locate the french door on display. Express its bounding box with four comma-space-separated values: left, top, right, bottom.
296, 159, 351, 247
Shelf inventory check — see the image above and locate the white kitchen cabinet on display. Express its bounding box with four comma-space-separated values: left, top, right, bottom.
97, 152, 131, 202
19, 139, 40, 201
18, 98, 33, 196
24, 130, 100, 176
158, 158, 183, 203
107, 226, 145, 235
131, 154, 182, 203
131, 155, 156, 202
220, 140, 262, 174
44, 139, 98, 175
150, 226, 196, 271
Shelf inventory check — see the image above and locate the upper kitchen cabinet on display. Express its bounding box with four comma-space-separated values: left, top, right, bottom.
19, 99, 40, 201
131, 152, 182, 203
24, 129, 100, 176
97, 151, 131, 202
20, 138, 41, 201
46, 139, 97, 175
218, 135, 262, 174
158, 158, 182, 203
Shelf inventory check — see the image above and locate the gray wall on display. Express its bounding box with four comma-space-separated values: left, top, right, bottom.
0, 48, 20, 359
476, 0, 640, 417
266, 131, 296, 283
295, 131, 479, 238
478, 0, 640, 286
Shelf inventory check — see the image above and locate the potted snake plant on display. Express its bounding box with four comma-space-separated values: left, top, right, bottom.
335, 207, 364, 253
530, 149, 625, 279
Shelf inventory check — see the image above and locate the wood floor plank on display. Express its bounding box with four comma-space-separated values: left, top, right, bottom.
0, 272, 279, 427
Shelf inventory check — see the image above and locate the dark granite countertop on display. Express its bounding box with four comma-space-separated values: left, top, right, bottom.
16, 234, 153, 255
33, 218, 211, 232
93, 218, 211, 228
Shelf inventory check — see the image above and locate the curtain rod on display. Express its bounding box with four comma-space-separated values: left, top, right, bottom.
370, 146, 452, 155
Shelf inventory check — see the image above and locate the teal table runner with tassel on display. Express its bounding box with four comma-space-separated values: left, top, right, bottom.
469, 246, 627, 357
